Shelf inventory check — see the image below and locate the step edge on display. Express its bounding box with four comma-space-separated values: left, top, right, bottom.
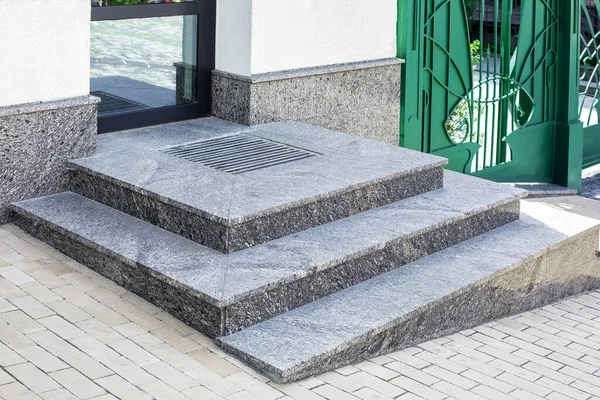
68, 160, 446, 226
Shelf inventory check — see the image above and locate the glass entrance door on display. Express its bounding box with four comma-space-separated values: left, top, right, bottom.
91, 0, 215, 133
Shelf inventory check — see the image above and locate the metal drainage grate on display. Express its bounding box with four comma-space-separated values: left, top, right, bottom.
91, 91, 148, 116
161, 135, 319, 174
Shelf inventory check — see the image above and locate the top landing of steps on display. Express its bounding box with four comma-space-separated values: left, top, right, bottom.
69, 118, 446, 253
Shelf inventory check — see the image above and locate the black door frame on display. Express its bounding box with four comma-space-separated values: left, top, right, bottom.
91, 1, 216, 133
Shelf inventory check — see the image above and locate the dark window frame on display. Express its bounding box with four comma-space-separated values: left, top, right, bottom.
91, 1, 216, 133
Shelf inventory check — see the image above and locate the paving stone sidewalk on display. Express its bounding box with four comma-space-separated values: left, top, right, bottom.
582, 164, 600, 201
2, 224, 600, 400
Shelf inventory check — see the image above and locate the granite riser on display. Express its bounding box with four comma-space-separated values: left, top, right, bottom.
220, 227, 600, 383
10, 198, 519, 338
68, 166, 444, 254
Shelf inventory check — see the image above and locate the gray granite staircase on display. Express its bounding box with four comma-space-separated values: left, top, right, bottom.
7, 118, 600, 383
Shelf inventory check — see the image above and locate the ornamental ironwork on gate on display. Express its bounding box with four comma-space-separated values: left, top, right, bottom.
399, 0, 587, 190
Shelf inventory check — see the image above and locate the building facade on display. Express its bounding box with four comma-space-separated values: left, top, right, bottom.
0, 0, 402, 222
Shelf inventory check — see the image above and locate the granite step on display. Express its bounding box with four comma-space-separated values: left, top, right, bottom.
68, 119, 447, 253
217, 200, 600, 383
10, 172, 524, 338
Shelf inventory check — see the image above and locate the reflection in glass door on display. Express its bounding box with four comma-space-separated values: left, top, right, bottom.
91, 1, 215, 133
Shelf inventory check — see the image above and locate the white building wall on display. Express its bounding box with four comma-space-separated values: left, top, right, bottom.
215, 0, 253, 76
215, 0, 397, 76
0, 0, 90, 107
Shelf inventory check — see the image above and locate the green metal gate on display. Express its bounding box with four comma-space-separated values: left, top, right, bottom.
399, 0, 587, 191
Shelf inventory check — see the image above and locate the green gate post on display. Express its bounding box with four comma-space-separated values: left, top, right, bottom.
497, 0, 513, 164
398, 0, 423, 151
554, 1, 584, 192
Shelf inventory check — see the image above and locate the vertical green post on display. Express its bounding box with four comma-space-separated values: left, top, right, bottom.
398, 0, 423, 151
554, 0, 583, 192
397, 0, 409, 148
496, 0, 512, 164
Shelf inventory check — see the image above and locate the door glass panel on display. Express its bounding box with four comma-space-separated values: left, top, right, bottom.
92, 0, 195, 6
90, 15, 198, 116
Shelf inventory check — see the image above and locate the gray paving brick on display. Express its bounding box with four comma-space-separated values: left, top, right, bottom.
388, 351, 431, 370
388, 376, 446, 400
511, 349, 563, 370
536, 376, 590, 400
521, 361, 575, 385
495, 372, 552, 397
50, 368, 106, 399
422, 365, 476, 390
6, 362, 60, 393
346, 371, 405, 398
316, 371, 364, 393
0, 311, 44, 335
414, 349, 469, 374
460, 369, 515, 394
487, 359, 541, 381
15, 345, 68, 373
470, 383, 512, 400
431, 380, 485, 400
385, 362, 440, 386
547, 352, 598, 375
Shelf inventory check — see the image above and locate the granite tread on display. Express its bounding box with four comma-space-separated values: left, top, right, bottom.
217, 200, 600, 382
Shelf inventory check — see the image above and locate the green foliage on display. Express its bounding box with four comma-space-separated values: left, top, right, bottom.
470, 40, 481, 70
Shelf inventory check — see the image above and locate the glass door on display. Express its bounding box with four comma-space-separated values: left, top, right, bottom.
91, 0, 215, 133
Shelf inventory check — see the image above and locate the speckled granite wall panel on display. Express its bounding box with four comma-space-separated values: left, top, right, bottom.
212, 73, 252, 125
212, 59, 402, 144
0, 96, 98, 223
304, 103, 401, 145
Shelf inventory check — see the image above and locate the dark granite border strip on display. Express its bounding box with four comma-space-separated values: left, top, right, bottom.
68, 166, 444, 253
10, 211, 225, 338
222, 200, 521, 334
